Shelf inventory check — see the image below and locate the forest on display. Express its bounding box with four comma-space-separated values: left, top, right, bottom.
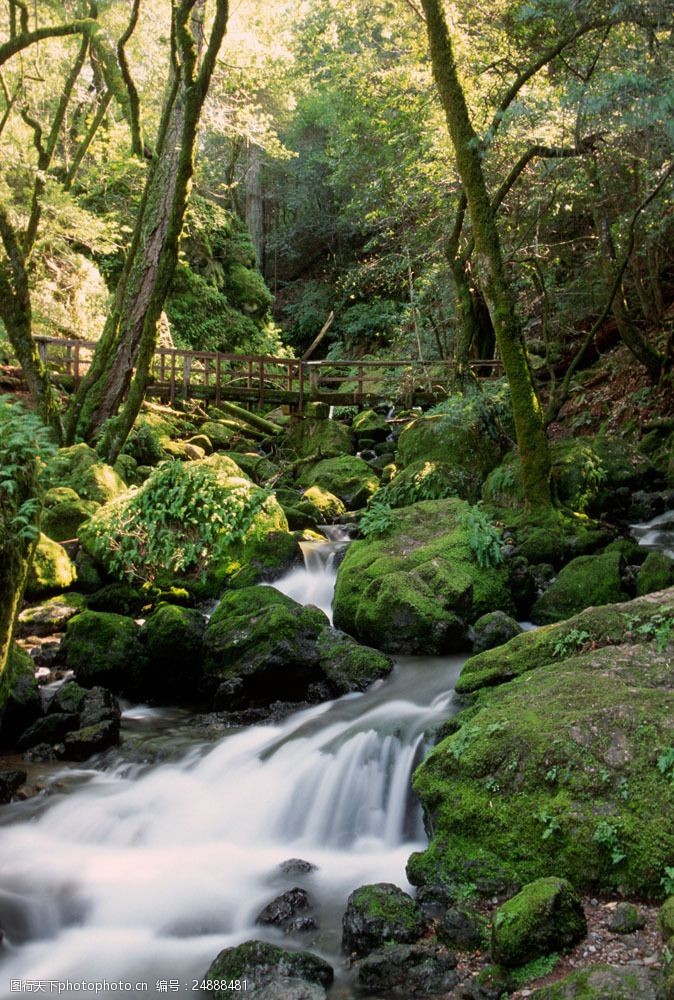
0, 0, 674, 997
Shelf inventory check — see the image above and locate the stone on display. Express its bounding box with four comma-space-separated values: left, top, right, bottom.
298, 455, 379, 510
0, 646, 42, 743
658, 896, 674, 942
490, 877, 587, 968
286, 416, 355, 459
58, 720, 120, 761
63, 611, 147, 696
202, 940, 333, 999
608, 901, 645, 934
531, 551, 628, 625
296, 486, 346, 524
25, 534, 77, 598
16, 593, 87, 637
42, 497, 100, 542
471, 611, 523, 654
436, 906, 486, 951
636, 551, 674, 596
140, 604, 206, 700
255, 888, 312, 929
411, 598, 674, 898
355, 943, 458, 996
527, 964, 659, 999
342, 883, 425, 958
48, 443, 127, 503
278, 859, 318, 875
0, 770, 27, 804
16, 713, 80, 750
333, 499, 512, 655
314, 629, 393, 695
353, 408, 389, 442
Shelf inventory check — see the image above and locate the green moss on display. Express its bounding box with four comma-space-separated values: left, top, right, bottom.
298, 455, 379, 510
637, 552, 674, 597
457, 589, 674, 693
285, 416, 355, 460
491, 877, 586, 968
315, 630, 393, 694
527, 964, 659, 999
413, 635, 674, 898
63, 610, 146, 694
48, 443, 127, 503
531, 551, 629, 625
659, 897, 674, 941
43, 498, 100, 543
203, 940, 333, 999
140, 604, 206, 699
352, 409, 389, 440
26, 534, 77, 597
333, 499, 512, 655
296, 485, 346, 523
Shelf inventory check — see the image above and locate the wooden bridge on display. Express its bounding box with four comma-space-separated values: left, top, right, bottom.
32, 336, 503, 411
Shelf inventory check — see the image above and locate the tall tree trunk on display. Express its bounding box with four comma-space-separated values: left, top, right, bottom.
245, 139, 265, 271
421, 0, 552, 508
69, 0, 229, 460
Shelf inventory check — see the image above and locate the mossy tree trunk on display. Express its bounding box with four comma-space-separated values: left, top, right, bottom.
69, 0, 230, 462
421, 0, 552, 508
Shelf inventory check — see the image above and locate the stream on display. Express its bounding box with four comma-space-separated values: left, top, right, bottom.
0, 533, 465, 998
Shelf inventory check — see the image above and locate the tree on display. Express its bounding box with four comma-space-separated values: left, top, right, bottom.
420, 0, 553, 508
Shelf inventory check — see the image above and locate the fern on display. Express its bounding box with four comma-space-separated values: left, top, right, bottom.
457, 506, 504, 569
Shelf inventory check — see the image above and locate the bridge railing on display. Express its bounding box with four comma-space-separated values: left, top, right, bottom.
31, 336, 503, 407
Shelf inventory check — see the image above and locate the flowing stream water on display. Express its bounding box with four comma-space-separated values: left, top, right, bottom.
0, 534, 465, 998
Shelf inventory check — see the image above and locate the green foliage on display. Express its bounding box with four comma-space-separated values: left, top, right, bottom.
457, 506, 504, 569
536, 808, 561, 841
657, 748, 674, 786
359, 495, 394, 537
81, 461, 272, 583
0, 399, 56, 542
509, 952, 560, 987
660, 866, 674, 896
552, 628, 591, 659
593, 820, 626, 866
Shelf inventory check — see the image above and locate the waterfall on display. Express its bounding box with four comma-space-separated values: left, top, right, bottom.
0, 537, 463, 997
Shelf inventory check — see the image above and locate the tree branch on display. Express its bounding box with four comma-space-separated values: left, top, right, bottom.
0, 21, 97, 68
492, 143, 582, 212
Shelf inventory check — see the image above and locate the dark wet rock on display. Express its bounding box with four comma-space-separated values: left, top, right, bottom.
255, 888, 312, 929
415, 883, 456, 920
531, 551, 629, 625
140, 604, 206, 700
48, 681, 88, 716
0, 646, 42, 744
279, 859, 318, 875
437, 906, 486, 951
471, 611, 522, 654
354, 943, 458, 996
202, 940, 333, 999
16, 594, 87, 637
286, 915, 318, 933
16, 713, 79, 751
79, 687, 121, 728
58, 720, 120, 761
342, 883, 425, 958
490, 877, 587, 968
0, 770, 27, 804
22, 742, 57, 762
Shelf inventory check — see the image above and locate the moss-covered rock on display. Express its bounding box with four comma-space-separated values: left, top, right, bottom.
659, 896, 674, 942
342, 883, 425, 957
354, 943, 459, 996
78, 456, 288, 595
203, 587, 328, 707
202, 940, 333, 999
48, 443, 127, 503
0, 645, 41, 744
199, 420, 238, 450
140, 604, 206, 700
608, 901, 645, 934
16, 592, 87, 637
25, 534, 77, 597
296, 485, 346, 524
286, 416, 355, 459
63, 611, 147, 695
298, 455, 379, 510
315, 629, 393, 695
43, 497, 100, 543
382, 460, 469, 508
226, 530, 301, 590
491, 877, 586, 968
219, 451, 277, 484
471, 611, 523, 654
527, 964, 659, 999
333, 499, 512, 655
396, 390, 512, 502
637, 551, 674, 597
457, 587, 674, 694
411, 614, 674, 897
531, 551, 629, 625
352, 408, 389, 442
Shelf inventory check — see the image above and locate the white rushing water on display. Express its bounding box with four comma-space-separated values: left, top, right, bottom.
0, 538, 464, 998
631, 509, 674, 559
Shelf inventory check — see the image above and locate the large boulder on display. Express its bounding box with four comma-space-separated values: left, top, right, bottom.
16, 592, 87, 637
456, 587, 674, 694
48, 443, 127, 503
490, 877, 586, 968
637, 551, 674, 597
63, 611, 147, 695
42, 487, 99, 542
202, 940, 333, 999
352, 408, 389, 443
203, 586, 391, 708
528, 965, 660, 999
354, 943, 458, 996
140, 604, 207, 701
332, 499, 512, 655
0, 646, 41, 744
286, 417, 355, 459
531, 550, 629, 625
396, 387, 512, 502
298, 455, 379, 510
25, 534, 77, 597
409, 593, 674, 897
78, 455, 288, 595
342, 883, 425, 958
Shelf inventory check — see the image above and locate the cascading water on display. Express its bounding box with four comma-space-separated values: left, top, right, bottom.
0, 536, 464, 998
631, 509, 674, 559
